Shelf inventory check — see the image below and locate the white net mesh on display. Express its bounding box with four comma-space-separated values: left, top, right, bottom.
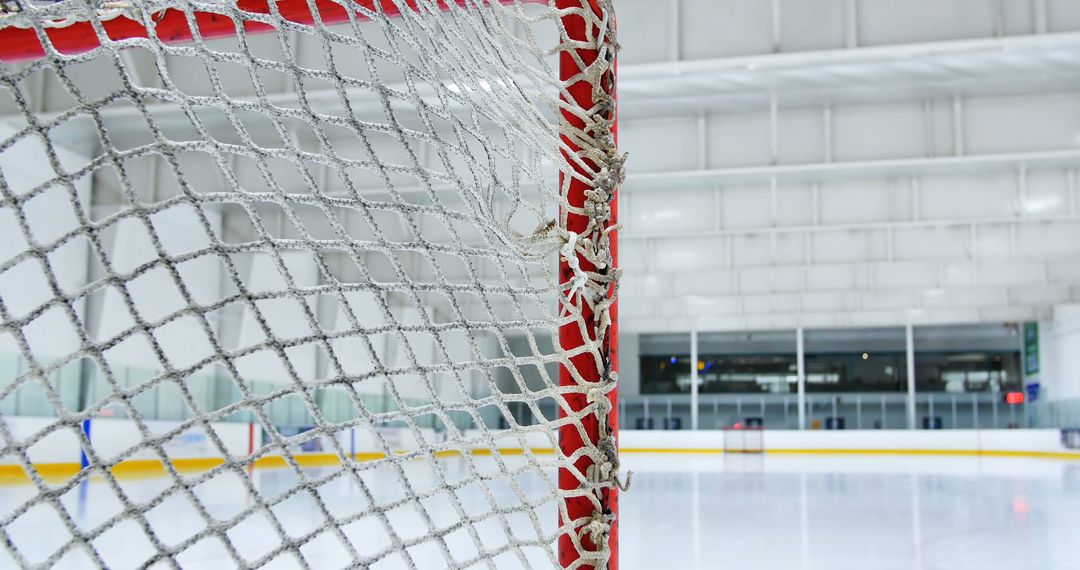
0, 0, 622, 568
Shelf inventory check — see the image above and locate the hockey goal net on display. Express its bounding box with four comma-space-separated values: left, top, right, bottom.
0, 1, 622, 568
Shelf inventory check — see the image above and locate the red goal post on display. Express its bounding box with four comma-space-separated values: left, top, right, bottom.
557, 1, 620, 567
0, 0, 620, 568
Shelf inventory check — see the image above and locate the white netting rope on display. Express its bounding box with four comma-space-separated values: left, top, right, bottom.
0, 1, 217, 28
0, 0, 622, 568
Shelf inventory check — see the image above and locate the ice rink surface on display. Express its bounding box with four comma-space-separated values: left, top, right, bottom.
2, 453, 1079, 569
620, 453, 1080, 570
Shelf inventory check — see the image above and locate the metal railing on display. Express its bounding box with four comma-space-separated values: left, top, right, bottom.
618, 392, 1077, 430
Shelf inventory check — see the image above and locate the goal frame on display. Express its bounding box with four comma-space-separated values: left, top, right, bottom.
0, 0, 539, 61
554, 1, 619, 568
0, 1, 620, 568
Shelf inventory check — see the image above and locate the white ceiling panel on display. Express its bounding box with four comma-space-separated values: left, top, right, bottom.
894, 226, 970, 260
774, 183, 816, 226
813, 229, 887, 263
833, 102, 925, 162
1016, 221, 1080, 256
973, 223, 1012, 258
805, 264, 856, 291
859, 0, 997, 46
737, 267, 776, 294
874, 262, 939, 290
649, 236, 727, 273
919, 172, 1017, 220
978, 259, 1047, 286
680, 0, 775, 60
706, 112, 772, 169
673, 270, 739, 297
17, 0, 1080, 334
732, 234, 774, 268
1023, 170, 1071, 216
627, 189, 717, 236
819, 179, 896, 224
621, 117, 700, 173
721, 185, 774, 229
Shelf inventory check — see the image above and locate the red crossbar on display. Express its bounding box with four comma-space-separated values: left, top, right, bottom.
0, 0, 543, 62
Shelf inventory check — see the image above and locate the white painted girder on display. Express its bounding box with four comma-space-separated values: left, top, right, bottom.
621, 149, 1080, 191
12, 28, 1080, 128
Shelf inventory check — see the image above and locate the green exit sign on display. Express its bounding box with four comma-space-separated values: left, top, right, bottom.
1023, 322, 1039, 376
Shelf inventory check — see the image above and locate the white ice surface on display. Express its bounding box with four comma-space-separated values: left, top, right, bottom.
620, 453, 1080, 570
2, 453, 1079, 569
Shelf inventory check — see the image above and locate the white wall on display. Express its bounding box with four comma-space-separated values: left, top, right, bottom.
618, 333, 641, 396
616, 0, 1080, 65
0, 415, 440, 464
8, 418, 1074, 465
7, 0, 1080, 441
0, 416, 252, 465
619, 428, 1077, 455
0, 123, 92, 415
234, 251, 320, 386
1049, 305, 1080, 401
614, 0, 1080, 332
96, 206, 224, 374
461, 426, 1080, 457
620, 90, 1080, 332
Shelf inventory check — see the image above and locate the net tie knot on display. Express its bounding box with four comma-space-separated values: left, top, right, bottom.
578, 511, 614, 547
586, 385, 613, 418
560, 231, 589, 305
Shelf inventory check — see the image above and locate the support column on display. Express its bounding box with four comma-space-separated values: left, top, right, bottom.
906, 323, 916, 430
1035, 0, 1048, 34
844, 0, 858, 48
690, 325, 699, 431
669, 0, 681, 61
797, 327, 806, 430
952, 96, 965, 156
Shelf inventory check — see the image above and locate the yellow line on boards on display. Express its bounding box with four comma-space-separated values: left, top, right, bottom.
619, 448, 725, 454
470, 448, 557, 456
767, 448, 1080, 459
0, 448, 558, 486
3, 446, 1077, 485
